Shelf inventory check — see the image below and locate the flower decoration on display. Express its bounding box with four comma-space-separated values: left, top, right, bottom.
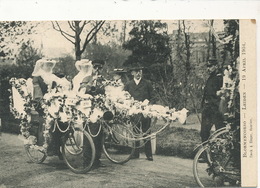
10, 76, 188, 152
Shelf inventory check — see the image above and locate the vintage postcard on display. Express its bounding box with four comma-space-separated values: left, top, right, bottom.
0, 18, 257, 187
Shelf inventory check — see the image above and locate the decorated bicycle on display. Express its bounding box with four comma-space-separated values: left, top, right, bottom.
9, 70, 188, 174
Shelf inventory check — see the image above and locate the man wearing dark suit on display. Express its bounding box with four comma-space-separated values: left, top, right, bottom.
201, 58, 224, 142
124, 66, 154, 161
83, 59, 106, 168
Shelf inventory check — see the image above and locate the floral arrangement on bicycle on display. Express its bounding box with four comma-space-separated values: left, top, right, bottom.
10, 77, 188, 150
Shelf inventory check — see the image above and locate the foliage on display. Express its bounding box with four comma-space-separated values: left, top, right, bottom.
0, 21, 37, 59
15, 40, 42, 67
222, 20, 239, 68
83, 42, 131, 79
123, 20, 171, 68
219, 20, 240, 120
54, 55, 77, 81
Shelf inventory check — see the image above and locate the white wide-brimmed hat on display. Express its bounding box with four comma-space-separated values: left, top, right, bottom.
32, 58, 57, 76
75, 59, 93, 71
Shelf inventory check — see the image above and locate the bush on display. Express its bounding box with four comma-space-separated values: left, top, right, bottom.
156, 126, 201, 159
1, 116, 20, 134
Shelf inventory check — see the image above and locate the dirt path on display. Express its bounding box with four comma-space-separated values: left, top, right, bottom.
0, 133, 210, 188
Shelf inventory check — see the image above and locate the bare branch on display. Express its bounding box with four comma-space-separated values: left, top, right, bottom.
52, 21, 75, 44
79, 21, 87, 35
68, 21, 76, 32
71, 21, 75, 28
80, 20, 105, 54
54, 21, 74, 38
80, 20, 91, 28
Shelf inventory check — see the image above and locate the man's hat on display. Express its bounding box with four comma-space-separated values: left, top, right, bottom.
127, 62, 144, 72
207, 57, 218, 67
92, 59, 105, 69
112, 68, 127, 74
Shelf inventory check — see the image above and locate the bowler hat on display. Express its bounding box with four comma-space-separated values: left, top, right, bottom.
127, 63, 144, 72
207, 58, 218, 67
92, 59, 105, 69
112, 68, 127, 74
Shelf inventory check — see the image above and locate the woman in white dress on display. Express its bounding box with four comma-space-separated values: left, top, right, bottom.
72, 59, 93, 93
32, 58, 70, 100
31, 58, 70, 159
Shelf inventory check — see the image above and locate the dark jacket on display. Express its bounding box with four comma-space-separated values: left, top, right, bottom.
124, 78, 155, 103
32, 76, 56, 115
32, 76, 48, 96
202, 72, 223, 109
32, 76, 57, 96
79, 75, 105, 95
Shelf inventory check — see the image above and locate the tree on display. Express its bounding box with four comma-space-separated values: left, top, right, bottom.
16, 40, 42, 67
123, 21, 171, 68
222, 20, 239, 67
123, 20, 178, 107
0, 21, 37, 61
52, 21, 105, 60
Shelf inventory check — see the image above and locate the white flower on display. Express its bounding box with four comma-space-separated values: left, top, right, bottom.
59, 112, 70, 123
89, 108, 103, 123
47, 103, 60, 117
177, 108, 189, 124
150, 105, 168, 114
142, 99, 150, 106
27, 135, 37, 145
65, 97, 77, 106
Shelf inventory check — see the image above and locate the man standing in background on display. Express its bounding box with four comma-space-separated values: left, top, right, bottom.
200, 58, 223, 142
125, 64, 155, 161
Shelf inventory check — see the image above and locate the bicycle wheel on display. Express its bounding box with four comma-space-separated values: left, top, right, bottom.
62, 128, 95, 174
103, 123, 135, 164
193, 146, 221, 187
25, 119, 47, 164
25, 144, 47, 164
193, 128, 240, 187
209, 128, 241, 186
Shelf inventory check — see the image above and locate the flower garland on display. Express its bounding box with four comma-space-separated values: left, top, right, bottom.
103, 84, 188, 124
9, 78, 34, 139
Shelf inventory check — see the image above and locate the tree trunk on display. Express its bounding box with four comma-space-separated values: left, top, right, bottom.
182, 20, 192, 108
211, 20, 217, 58
74, 21, 81, 60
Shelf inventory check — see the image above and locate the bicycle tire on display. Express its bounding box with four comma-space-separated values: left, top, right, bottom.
103, 123, 135, 164
24, 144, 47, 164
209, 128, 241, 185
62, 128, 95, 174
208, 127, 229, 140
193, 128, 239, 187
193, 145, 220, 187
24, 119, 47, 164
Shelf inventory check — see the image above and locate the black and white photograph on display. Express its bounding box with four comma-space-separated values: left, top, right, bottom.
0, 18, 251, 188
1, 0, 259, 185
